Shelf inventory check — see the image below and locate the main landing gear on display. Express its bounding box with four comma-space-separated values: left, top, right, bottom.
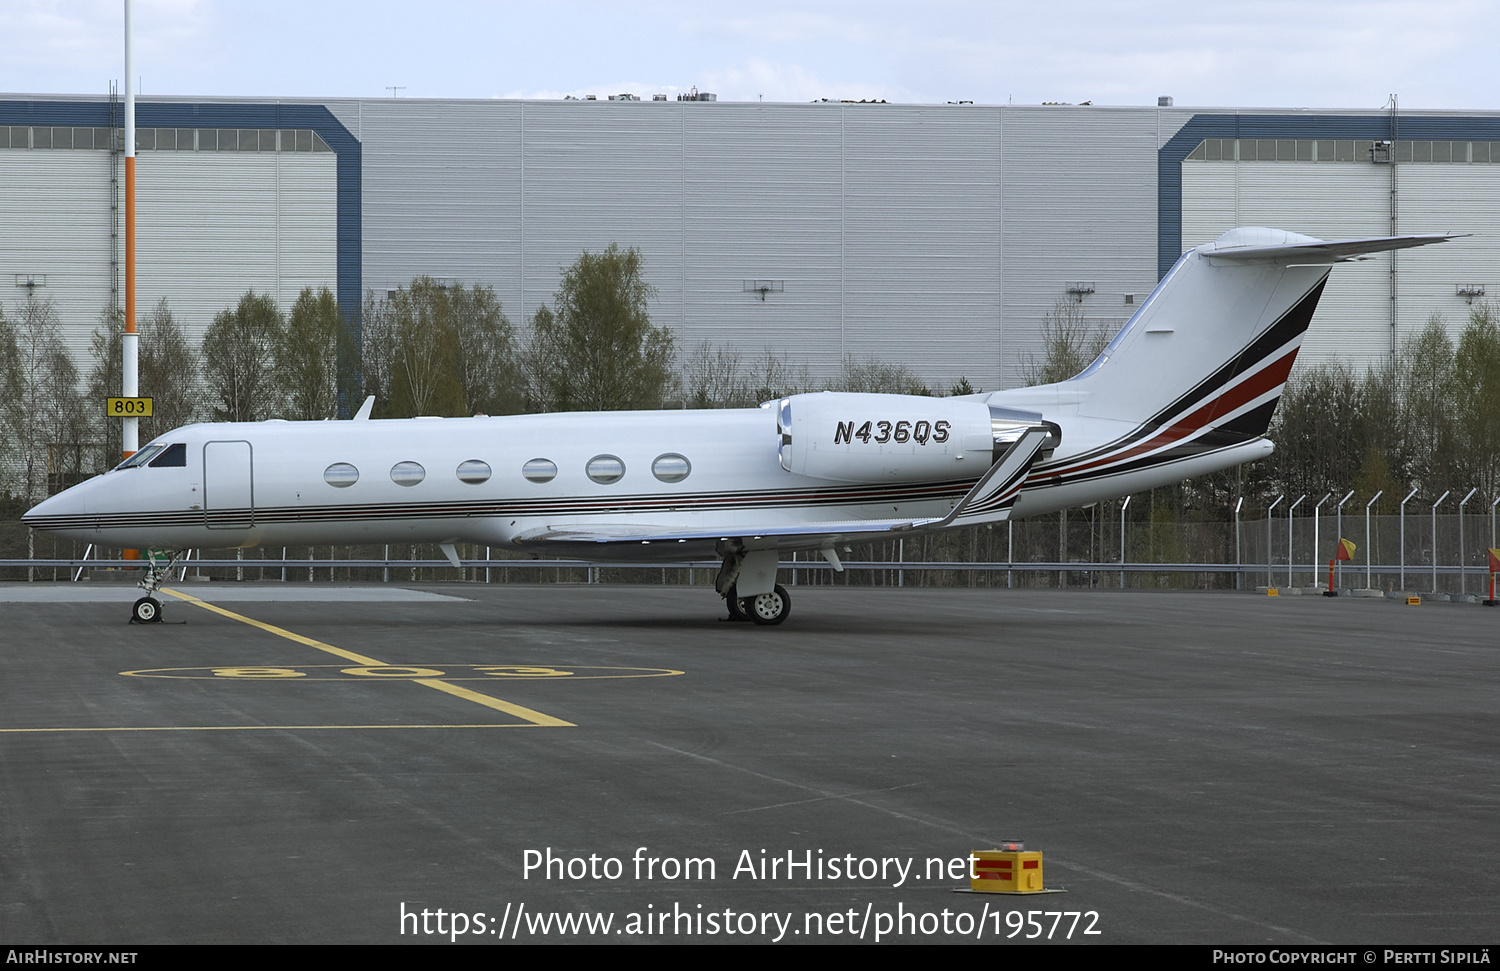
130, 549, 187, 624
716, 548, 791, 625
724, 583, 792, 626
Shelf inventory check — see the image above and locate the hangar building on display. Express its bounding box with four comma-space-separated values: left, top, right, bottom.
3, 93, 1498, 392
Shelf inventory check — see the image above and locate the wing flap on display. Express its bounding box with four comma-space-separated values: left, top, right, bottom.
510, 518, 931, 555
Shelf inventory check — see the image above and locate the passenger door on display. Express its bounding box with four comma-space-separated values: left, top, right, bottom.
203, 440, 254, 529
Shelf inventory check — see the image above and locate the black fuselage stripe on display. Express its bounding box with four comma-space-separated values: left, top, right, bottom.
1035, 276, 1326, 473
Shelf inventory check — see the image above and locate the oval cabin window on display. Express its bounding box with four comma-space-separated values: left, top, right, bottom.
456, 459, 491, 484
324, 463, 359, 488
390, 461, 426, 486
586, 454, 625, 484
652, 453, 691, 483
522, 458, 558, 483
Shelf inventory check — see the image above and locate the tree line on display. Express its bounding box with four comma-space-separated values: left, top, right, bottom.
1262, 305, 1500, 509
1020, 300, 1500, 526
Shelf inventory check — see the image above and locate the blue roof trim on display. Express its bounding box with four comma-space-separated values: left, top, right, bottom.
0, 100, 361, 326
1158, 113, 1500, 278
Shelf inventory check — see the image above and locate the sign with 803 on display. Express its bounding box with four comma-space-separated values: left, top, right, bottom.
106, 397, 153, 417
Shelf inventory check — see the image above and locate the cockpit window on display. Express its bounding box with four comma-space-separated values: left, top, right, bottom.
114, 444, 166, 470
148, 443, 187, 468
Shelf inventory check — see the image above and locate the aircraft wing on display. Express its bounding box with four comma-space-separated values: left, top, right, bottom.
510, 426, 1055, 559
509, 517, 938, 558
1202, 232, 1460, 264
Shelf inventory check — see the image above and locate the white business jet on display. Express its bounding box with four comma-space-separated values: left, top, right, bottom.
25, 228, 1454, 625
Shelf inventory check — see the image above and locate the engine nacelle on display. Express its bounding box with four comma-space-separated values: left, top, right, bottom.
776, 392, 999, 484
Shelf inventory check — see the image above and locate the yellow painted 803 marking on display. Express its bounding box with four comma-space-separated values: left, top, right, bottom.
212, 667, 307, 679
341, 666, 446, 678
475, 666, 574, 678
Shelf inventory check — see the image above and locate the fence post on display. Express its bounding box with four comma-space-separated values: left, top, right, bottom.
1364, 491, 1382, 589
1335, 491, 1354, 588
1234, 497, 1243, 590
1458, 488, 1477, 595
1288, 495, 1306, 587
1314, 493, 1331, 588
1120, 495, 1131, 588
1400, 487, 1418, 591
1431, 491, 1450, 593
1267, 494, 1284, 587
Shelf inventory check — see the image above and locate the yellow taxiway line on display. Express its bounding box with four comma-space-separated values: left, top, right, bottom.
161, 587, 574, 727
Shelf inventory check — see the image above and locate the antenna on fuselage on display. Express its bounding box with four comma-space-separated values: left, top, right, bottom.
353, 396, 375, 420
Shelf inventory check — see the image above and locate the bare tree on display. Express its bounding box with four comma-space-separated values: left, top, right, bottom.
11, 297, 85, 500
746, 347, 813, 403
827, 356, 931, 396
682, 341, 748, 409
359, 290, 394, 414
87, 307, 123, 470
1024, 298, 1112, 386
0, 305, 22, 496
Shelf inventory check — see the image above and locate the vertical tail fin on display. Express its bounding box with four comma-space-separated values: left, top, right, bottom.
1066, 228, 1453, 441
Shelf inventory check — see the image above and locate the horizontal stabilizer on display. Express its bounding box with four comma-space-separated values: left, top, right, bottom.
1201, 231, 1459, 264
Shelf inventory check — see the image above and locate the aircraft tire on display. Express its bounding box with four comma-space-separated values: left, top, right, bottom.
132, 596, 163, 624
747, 584, 791, 626
725, 587, 751, 621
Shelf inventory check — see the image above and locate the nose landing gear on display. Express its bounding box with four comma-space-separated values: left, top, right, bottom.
129, 548, 187, 624
131, 596, 162, 624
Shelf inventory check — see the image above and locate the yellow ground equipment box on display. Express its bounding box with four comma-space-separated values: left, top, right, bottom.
970, 849, 1044, 893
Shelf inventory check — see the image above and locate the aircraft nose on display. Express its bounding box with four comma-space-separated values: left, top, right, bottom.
22, 482, 90, 533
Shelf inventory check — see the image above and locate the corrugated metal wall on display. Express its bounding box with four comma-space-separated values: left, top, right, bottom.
357, 100, 1170, 392
0, 145, 335, 366
11, 94, 1500, 396
1184, 155, 1500, 370
1000, 108, 1161, 387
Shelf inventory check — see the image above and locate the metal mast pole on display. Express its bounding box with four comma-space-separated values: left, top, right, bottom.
123, 0, 138, 458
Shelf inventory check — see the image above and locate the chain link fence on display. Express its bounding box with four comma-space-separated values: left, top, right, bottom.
4, 498, 1496, 593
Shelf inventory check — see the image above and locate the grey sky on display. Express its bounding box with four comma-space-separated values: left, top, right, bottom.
4, 0, 1498, 111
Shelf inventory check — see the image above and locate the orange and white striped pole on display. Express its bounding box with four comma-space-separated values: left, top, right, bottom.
122, 0, 139, 562
123, 0, 138, 460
